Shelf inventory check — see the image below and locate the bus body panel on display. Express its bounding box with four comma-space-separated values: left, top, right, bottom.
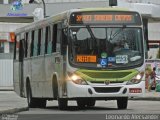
44, 55, 55, 98
31, 56, 45, 97
23, 53, 64, 98
44, 53, 64, 98
13, 61, 21, 96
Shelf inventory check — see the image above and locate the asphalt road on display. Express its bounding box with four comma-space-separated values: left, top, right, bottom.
16, 100, 160, 120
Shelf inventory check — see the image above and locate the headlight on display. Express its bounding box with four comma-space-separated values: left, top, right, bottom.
68, 73, 87, 85
127, 72, 144, 85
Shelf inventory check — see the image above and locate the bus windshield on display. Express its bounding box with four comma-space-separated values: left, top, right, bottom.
69, 26, 144, 69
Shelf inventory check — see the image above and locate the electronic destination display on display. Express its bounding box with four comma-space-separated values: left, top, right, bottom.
70, 11, 141, 25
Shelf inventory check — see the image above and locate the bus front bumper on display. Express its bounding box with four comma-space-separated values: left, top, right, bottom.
66, 81, 145, 99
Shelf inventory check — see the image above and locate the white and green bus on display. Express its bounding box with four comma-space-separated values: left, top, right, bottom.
13, 8, 146, 110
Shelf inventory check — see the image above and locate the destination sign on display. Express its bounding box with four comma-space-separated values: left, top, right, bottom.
76, 55, 97, 63
70, 11, 141, 25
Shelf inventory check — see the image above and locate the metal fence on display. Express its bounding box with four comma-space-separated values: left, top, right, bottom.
0, 53, 13, 88
0, 59, 13, 87
0, 53, 13, 59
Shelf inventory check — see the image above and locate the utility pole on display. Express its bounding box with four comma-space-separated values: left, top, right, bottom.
41, 0, 46, 17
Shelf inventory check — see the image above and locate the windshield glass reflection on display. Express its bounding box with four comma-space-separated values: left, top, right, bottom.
69, 27, 144, 69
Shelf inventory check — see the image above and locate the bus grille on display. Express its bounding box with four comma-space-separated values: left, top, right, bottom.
93, 87, 121, 93
81, 71, 132, 79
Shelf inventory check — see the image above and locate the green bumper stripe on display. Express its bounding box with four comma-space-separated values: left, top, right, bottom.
75, 69, 139, 82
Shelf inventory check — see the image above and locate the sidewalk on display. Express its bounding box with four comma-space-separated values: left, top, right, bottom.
130, 90, 160, 101
0, 90, 160, 114
0, 91, 28, 114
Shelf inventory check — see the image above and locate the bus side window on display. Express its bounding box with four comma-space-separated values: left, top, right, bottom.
62, 28, 68, 54
27, 32, 32, 58
24, 32, 28, 58
37, 29, 42, 55
19, 40, 24, 62
14, 35, 20, 60
45, 26, 49, 54
41, 28, 45, 55
33, 30, 38, 56
47, 26, 52, 54
56, 23, 62, 53
30, 31, 34, 57
19, 33, 25, 62
52, 24, 57, 53
57, 23, 67, 55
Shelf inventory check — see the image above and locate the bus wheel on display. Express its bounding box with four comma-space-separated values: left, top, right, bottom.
77, 99, 86, 109
52, 78, 58, 100
36, 99, 46, 108
26, 82, 46, 108
26, 82, 36, 108
117, 97, 128, 109
58, 98, 68, 110
86, 100, 96, 107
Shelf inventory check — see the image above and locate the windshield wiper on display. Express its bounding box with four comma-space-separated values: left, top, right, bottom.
86, 25, 98, 47
109, 25, 126, 41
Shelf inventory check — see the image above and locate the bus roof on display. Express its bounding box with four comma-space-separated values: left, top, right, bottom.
71, 7, 129, 12
15, 7, 136, 34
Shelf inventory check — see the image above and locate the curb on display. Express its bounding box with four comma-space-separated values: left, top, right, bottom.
129, 97, 160, 101
0, 107, 29, 114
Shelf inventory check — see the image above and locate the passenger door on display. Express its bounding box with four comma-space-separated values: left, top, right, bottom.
53, 23, 66, 98
13, 34, 25, 97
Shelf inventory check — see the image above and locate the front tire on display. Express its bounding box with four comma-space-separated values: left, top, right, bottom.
58, 98, 68, 110
117, 97, 128, 109
86, 100, 96, 107
52, 78, 68, 110
77, 99, 86, 109
26, 82, 36, 108
26, 82, 46, 108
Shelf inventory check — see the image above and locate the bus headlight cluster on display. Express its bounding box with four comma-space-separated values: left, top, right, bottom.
127, 72, 144, 85
68, 73, 87, 85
